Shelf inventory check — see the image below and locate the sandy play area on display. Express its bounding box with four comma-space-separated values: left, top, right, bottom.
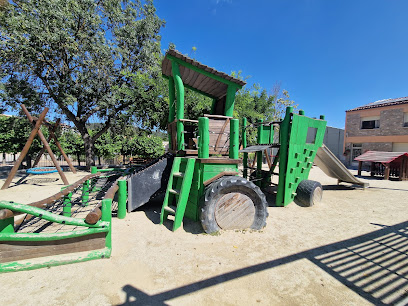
0, 166, 407, 305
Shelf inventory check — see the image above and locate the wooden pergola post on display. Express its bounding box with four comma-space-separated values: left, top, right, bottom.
384, 164, 390, 180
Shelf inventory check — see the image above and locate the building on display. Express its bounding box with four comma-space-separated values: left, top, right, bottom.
344, 97, 408, 166
307, 126, 345, 161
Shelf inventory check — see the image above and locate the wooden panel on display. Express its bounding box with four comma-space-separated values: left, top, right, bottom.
191, 73, 207, 89
195, 74, 213, 93
208, 118, 230, 154
184, 67, 195, 84
0, 233, 106, 263
214, 193, 255, 230
186, 70, 200, 89
199, 78, 219, 94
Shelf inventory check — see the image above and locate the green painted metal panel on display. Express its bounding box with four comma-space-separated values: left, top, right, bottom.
276, 107, 293, 206
277, 112, 327, 206
202, 164, 238, 182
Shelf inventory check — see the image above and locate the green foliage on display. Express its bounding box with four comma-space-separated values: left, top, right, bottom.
231, 72, 297, 145
0, 115, 44, 156
132, 135, 164, 158
0, 0, 165, 168
60, 128, 84, 160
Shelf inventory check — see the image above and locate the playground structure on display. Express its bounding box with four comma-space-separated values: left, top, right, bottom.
0, 50, 370, 272
1, 105, 77, 190
126, 50, 355, 233
0, 167, 127, 272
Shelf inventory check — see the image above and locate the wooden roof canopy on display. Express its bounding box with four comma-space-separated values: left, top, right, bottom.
355, 151, 408, 164
162, 49, 246, 101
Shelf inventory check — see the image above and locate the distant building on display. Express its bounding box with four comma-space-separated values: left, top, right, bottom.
344, 97, 408, 166
306, 126, 345, 161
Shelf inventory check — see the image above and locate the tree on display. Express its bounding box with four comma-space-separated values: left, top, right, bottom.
0, 0, 164, 168
60, 128, 84, 166
233, 76, 296, 145
0, 115, 46, 167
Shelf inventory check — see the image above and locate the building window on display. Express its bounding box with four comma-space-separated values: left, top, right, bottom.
404, 113, 408, 127
352, 143, 362, 160
361, 116, 380, 129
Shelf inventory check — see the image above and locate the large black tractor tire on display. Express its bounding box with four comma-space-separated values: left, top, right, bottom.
200, 176, 268, 234
295, 180, 323, 207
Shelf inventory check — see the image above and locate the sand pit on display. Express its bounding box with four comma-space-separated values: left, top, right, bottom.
0, 166, 407, 305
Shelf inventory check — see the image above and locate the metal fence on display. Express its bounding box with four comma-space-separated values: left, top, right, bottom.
0, 152, 126, 168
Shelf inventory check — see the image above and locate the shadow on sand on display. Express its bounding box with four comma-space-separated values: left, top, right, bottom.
118, 221, 408, 305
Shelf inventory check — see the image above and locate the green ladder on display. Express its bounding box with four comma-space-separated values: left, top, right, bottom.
160, 157, 195, 231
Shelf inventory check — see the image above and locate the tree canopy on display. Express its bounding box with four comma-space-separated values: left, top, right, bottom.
0, 0, 165, 168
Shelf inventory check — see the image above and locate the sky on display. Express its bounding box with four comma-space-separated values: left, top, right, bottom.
155, 0, 408, 128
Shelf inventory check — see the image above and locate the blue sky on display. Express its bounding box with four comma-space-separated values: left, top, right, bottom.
155, 0, 408, 128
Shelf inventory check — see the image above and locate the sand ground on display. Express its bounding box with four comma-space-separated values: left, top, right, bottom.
0, 167, 407, 305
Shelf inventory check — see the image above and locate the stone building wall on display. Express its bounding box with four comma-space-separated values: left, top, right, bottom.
346, 108, 407, 137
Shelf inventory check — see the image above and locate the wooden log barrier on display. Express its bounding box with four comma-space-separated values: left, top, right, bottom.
0, 173, 101, 220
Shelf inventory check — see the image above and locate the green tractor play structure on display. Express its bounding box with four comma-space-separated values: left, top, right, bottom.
127, 50, 327, 233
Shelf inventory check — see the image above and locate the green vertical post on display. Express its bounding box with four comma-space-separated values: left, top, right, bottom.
61, 186, 72, 217
91, 166, 97, 174
211, 98, 217, 115
0, 217, 14, 233
276, 107, 293, 206
101, 198, 112, 251
225, 85, 237, 117
171, 61, 185, 151
229, 119, 239, 159
198, 117, 210, 158
242, 117, 248, 179
168, 76, 176, 148
117, 179, 127, 219
256, 119, 264, 186
82, 180, 90, 206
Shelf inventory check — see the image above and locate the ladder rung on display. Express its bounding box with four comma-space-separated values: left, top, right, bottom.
173, 172, 184, 178
163, 205, 177, 214
169, 188, 180, 195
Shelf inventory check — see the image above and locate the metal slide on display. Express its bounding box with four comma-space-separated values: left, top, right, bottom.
127, 154, 174, 212
314, 144, 368, 187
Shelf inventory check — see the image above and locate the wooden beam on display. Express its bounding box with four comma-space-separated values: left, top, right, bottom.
1, 108, 49, 190
21, 105, 69, 185
203, 171, 238, 186
33, 119, 60, 167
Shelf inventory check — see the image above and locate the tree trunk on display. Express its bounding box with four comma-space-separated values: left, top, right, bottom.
76, 153, 81, 166
26, 155, 32, 169
83, 133, 95, 170
98, 155, 101, 166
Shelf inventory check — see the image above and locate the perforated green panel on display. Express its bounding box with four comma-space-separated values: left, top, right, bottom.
279, 114, 326, 206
